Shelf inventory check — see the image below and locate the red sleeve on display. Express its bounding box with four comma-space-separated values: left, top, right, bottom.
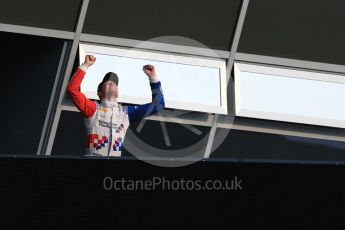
67, 67, 96, 118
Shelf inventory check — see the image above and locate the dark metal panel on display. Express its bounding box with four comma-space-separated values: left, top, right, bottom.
238, 0, 345, 65
0, 0, 82, 31
52, 111, 86, 156
0, 32, 65, 155
83, 0, 242, 50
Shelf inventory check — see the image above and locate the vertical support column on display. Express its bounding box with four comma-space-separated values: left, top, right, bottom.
204, 0, 250, 158
37, 42, 69, 155
45, 0, 90, 155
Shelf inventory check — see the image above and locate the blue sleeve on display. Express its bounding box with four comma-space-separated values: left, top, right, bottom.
127, 81, 165, 124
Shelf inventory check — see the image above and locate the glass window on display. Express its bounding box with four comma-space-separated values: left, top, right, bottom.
78, 43, 228, 114
234, 62, 345, 129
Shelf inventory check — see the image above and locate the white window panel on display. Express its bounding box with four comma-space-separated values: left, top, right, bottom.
79, 43, 228, 114
234, 62, 345, 129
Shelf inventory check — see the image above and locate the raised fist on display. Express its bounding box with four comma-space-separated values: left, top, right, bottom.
142, 64, 156, 77
84, 55, 96, 67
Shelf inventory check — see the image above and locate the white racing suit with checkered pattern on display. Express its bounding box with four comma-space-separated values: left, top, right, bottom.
67, 66, 165, 157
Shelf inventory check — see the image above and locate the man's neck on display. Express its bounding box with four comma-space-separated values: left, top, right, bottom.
103, 96, 117, 102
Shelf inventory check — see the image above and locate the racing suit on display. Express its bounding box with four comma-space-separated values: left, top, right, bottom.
67, 65, 165, 156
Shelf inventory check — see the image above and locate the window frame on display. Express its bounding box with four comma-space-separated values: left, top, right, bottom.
79, 42, 228, 114
234, 62, 345, 129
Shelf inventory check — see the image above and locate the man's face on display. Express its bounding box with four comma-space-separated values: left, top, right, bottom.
98, 80, 118, 99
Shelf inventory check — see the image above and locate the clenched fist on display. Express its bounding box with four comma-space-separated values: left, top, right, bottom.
84, 55, 96, 67
142, 64, 156, 78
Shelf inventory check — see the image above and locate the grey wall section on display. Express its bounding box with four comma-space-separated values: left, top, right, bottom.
0, 32, 65, 155
210, 128, 345, 162
0, 0, 82, 31
238, 0, 345, 65
83, 0, 242, 50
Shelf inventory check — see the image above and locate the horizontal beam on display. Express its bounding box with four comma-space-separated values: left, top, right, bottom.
236, 52, 345, 75
80, 33, 230, 59
146, 112, 214, 127
0, 23, 75, 40
61, 98, 213, 127
63, 98, 345, 142
218, 116, 345, 142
